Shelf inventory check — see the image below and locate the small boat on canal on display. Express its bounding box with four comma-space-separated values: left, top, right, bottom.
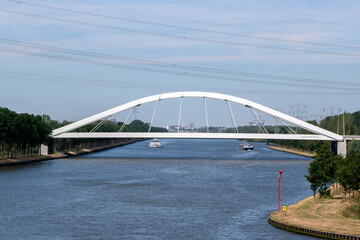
238, 142, 254, 151
149, 138, 162, 148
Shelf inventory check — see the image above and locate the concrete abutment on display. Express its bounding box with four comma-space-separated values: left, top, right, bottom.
40, 144, 54, 155
331, 141, 347, 156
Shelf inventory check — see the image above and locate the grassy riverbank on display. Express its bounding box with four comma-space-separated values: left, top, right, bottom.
64, 139, 138, 156
0, 153, 68, 166
268, 145, 315, 158
0, 139, 139, 167
269, 186, 360, 238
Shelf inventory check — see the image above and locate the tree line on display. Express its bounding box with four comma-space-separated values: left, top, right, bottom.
305, 143, 360, 199
47, 118, 167, 153
0, 107, 51, 159
1, 106, 359, 159
0, 106, 168, 159
268, 111, 360, 153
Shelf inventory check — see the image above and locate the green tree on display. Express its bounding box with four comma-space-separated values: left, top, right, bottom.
305, 144, 336, 197
0, 108, 17, 158
305, 158, 322, 197
335, 153, 360, 199
337, 162, 351, 199
346, 153, 360, 195
0, 107, 51, 158
348, 140, 360, 155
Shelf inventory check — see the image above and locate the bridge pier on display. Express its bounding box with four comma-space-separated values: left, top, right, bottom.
331, 141, 347, 157
40, 144, 53, 156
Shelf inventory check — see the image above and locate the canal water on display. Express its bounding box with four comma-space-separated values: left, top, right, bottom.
0, 139, 317, 239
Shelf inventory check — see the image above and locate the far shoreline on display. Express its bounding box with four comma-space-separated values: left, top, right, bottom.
0, 139, 139, 167
1, 141, 314, 167
267, 145, 315, 158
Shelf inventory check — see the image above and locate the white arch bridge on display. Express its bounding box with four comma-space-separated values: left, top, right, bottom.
51, 91, 346, 155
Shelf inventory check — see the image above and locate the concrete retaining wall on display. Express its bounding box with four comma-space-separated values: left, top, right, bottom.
268, 216, 360, 240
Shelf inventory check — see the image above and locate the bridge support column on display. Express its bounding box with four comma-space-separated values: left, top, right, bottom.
40, 144, 53, 156
331, 141, 347, 157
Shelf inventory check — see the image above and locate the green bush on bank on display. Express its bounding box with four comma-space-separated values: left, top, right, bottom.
305, 144, 360, 200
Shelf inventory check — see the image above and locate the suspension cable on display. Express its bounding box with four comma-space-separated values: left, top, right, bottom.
225, 100, 238, 133
90, 115, 111, 132
118, 105, 138, 132
249, 107, 268, 134
203, 97, 209, 133
148, 98, 161, 132
177, 97, 183, 133
275, 117, 297, 134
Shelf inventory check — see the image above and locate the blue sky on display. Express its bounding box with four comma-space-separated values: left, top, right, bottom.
1, 0, 360, 127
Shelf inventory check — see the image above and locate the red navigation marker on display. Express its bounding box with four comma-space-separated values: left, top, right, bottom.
278, 170, 283, 212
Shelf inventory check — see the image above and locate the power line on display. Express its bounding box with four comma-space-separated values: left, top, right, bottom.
3, 0, 360, 50
1, 46, 359, 92
1, 38, 360, 91
176, 0, 360, 30
1, 8, 359, 57
1, 70, 359, 96
108, 4, 360, 44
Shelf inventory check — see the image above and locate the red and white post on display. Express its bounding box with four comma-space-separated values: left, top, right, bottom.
278, 170, 283, 213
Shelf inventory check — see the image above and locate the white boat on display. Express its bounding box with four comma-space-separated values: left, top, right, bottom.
149, 138, 162, 148
238, 142, 254, 150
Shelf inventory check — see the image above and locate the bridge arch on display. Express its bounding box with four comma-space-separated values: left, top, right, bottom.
52, 91, 343, 142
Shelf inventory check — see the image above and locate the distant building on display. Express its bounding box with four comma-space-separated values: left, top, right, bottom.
167, 122, 195, 132
249, 121, 265, 126
166, 125, 178, 131
184, 122, 195, 130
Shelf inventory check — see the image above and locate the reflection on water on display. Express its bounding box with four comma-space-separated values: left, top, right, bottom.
0, 139, 317, 239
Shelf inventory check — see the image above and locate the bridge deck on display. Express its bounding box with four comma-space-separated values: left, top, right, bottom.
345, 135, 360, 140
54, 132, 335, 141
